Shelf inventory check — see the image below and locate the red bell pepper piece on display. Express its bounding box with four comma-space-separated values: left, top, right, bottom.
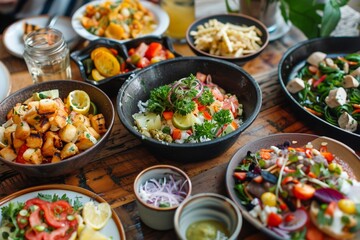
145, 42, 162, 59
16, 144, 28, 164
313, 75, 327, 88
163, 111, 174, 120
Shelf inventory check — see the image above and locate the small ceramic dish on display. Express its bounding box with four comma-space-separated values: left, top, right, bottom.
174, 193, 242, 240
71, 36, 180, 96
133, 165, 192, 230
186, 13, 269, 64
71, 38, 133, 96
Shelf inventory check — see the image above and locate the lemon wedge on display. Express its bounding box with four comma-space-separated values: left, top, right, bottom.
172, 112, 195, 130
82, 202, 112, 230
78, 226, 109, 240
33, 89, 59, 100
67, 90, 91, 115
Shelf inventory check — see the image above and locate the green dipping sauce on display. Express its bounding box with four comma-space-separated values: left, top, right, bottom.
186, 220, 230, 240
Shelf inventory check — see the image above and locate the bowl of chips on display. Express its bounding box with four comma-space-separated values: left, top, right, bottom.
186, 13, 269, 64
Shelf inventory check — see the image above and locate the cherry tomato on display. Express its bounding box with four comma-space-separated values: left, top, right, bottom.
293, 183, 315, 200
267, 212, 283, 227
16, 144, 28, 164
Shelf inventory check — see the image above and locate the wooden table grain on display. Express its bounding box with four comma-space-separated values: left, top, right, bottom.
0, 26, 358, 240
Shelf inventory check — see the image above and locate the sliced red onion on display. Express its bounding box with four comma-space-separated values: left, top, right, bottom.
278, 209, 307, 232
139, 175, 188, 208
314, 187, 345, 203
270, 227, 291, 239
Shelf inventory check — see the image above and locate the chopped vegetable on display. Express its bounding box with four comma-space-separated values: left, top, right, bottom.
138, 174, 188, 208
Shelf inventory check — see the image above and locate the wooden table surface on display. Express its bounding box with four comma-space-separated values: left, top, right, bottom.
0, 26, 359, 240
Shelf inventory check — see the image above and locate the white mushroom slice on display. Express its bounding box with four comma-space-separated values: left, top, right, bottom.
286, 77, 305, 94
351, 67, 360, 77
338, 112, 358, 132
343, 75, 359, 88
307, 51, 326, 66
325, 87, 347, 108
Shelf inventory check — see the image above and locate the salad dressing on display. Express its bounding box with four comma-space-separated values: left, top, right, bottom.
186, 220, 229, 240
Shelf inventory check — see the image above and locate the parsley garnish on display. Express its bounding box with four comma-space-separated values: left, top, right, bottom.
213, 109, 233, 125
37, 193, 83, 211
147, 85, 171, 114
198, 88, 215, 106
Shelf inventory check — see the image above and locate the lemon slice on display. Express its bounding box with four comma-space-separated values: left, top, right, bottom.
172, 112, 195, 130
67, 90, 91, 115
33, 89, 59, 100
91, 69, 106, 81
78, 226, 109, 240
82, 202, 112, 230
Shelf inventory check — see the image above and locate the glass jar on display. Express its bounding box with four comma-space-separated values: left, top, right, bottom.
23, 28, 72, 84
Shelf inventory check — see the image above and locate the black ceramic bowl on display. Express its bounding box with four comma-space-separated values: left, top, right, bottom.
71, 36, 180, 96
116, 57, 262, 161
278, 36, 360, 149
186, 13, 269, 64
0, 80, 115, 177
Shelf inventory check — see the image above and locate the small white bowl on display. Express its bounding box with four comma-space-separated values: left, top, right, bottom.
133, 165, 192, 230
174, 193, 242, 240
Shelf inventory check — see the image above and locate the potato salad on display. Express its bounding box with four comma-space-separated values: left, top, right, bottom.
133, 72, 244, 143
0, 89, 107, 164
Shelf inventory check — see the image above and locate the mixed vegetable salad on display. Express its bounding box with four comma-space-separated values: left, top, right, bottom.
81, 0, 157, 40
0, 89, 107, 165
0, 193, 111, 240
133, 72, 243, 143
286, 52, 360, 133
232, 140, 360, 239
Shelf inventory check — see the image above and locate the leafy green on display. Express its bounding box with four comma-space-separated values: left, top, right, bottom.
1, 202, 25, 239
280, 0, 349, 38
234, 184, 251, 205
198, 88, 215, 106
147, 85, 172, 114
37, 193, 83, 211
191, 121, 217, 141
213, 109, 233, 125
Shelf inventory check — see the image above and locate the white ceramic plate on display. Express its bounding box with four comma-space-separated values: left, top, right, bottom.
3, 15, 80, 58
0, 184, 126, 240
0, 61, 11, 102
71, 0, 169, 42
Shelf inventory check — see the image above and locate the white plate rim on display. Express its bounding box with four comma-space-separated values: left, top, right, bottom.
3, 15, 80, 58
71, 0, 169, 43
0, 184, 126, 240
0, 61, 11, 102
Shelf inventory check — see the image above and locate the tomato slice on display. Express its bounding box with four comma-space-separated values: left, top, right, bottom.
145, 42, 162, 59
16, 144, 28, 164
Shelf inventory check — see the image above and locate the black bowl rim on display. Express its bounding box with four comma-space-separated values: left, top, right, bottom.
278, 36, 360, 140
186, 13, 269, 62
0, 80, 115, 169
116, 56, 262, 149
71, 35, 182, 87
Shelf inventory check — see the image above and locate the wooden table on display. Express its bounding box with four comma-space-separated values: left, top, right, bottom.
0, 26, 359, 240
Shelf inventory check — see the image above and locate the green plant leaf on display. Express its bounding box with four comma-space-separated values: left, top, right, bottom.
321, 0, 341, 36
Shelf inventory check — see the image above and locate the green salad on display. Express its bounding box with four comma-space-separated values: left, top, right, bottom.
286, 52, 360, 133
